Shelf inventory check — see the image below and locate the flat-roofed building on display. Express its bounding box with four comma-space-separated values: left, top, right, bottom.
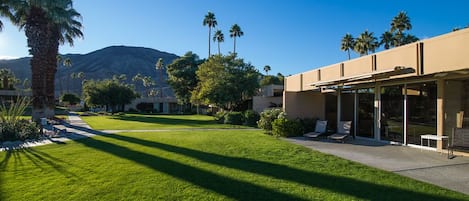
284, 28, 469, 155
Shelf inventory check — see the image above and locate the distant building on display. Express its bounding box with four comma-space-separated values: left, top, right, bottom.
252, 84, 283, 113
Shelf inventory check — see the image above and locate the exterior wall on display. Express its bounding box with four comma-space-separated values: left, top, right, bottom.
376, 43, 419, 79
252, 96, 283, 113
302, 69, 319, 91
283, 91, 325, 120
285, 74, 302, 92
343, 56, 373, 77
125, 96, 178, 113
424, 29, 469, 74
320, 64, 341, 81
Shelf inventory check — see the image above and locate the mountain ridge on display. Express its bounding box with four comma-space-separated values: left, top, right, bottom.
0, 45, 180, 95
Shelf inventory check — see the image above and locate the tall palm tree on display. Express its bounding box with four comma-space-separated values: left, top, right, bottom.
0, 1, 14, 31
380, 31, 394, 49
155, 58, 164, 98
354, 30, 378, 56
390, 11, 412, 46
263, 65, 271, 75
229, 24, 244, 55
203, 12, 217, 58
8, 0, 83, 121
340, 33, 355, 60
213, 30, 224, 55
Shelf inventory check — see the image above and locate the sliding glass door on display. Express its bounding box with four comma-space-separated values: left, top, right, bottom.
406, 82, 437, 146
357, 88, 374, 138
380, 85, 404, 143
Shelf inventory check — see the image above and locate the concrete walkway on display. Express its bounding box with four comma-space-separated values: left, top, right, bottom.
285, 137, 469, 195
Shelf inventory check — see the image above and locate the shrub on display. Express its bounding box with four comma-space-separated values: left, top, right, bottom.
60, 93, 80, 105
257, 108, 283, 133
214, 110, 228, 123
136, 102, 154, 113
272, 118, 304, 138
224, 112, 244, 125
243, 110, 260, 126
298, 117, 318, 133
0, 97, 41, 142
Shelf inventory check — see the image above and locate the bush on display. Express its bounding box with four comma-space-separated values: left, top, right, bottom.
214, 110, 227, 123
257, 108, 283, 133
243, 110, 260, 126
224, 112, 244, 125
298, 117, 318, 133
136, 102, 154, 113
60, 93, 81, 105
0, 97, 40, 142
272, 118, 304, 138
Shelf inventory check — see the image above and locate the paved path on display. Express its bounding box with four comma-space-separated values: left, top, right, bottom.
286, 137, 469, 195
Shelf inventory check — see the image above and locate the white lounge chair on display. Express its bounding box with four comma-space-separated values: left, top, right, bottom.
328, 121, 352, 143
303, 120, 328, 139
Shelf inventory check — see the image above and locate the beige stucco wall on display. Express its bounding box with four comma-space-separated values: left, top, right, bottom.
302, 69, 319, 91
283, 91, 325, 120
252, 96, 283, 114
343, 56, 373, 77
285, 74, 302, 92
424, 28, 469, 74
376, 43, 418, 74
320, 64, 341, 81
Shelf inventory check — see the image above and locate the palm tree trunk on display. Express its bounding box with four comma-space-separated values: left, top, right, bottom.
208, 27, 211, 57
26, 7, 59, 121
218, 41, 221, 55
233, 37, 237, 55
347, 49, 351, 60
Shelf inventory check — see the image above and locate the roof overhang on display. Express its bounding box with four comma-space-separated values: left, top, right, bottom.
309, 66, 415, 88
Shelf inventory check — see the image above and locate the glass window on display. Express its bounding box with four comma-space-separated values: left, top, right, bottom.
357, 88, 374, 138
407, 82, 437, 146
380, 85, 404, 143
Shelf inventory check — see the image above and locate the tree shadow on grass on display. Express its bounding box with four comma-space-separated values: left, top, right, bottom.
98, 133, 464, 201
73, 135, 309, 201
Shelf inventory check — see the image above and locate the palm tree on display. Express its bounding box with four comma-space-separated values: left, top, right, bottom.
155, 58, 164, 98
263, 65, 271, 75
213, 30, 224, 55
203, 12, 217, 57
380, 31, 394, 50
354, 30, 378, 56
229, 24, 244, 55
0, 68, 15, 90
0, 2, 14, 31
8, 0, 83, 121
340, 33, 355, 60
390, 11, 412, 46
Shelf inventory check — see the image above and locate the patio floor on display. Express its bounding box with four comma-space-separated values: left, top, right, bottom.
285, 136, 469, 195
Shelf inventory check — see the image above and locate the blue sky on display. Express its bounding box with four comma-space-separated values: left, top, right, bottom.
1, 0, 469, 75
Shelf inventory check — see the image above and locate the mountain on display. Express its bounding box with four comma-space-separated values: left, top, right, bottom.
0, 46, 179, 95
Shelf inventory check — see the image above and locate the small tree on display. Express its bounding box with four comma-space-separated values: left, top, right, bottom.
82, 79, 139, 114
60, 93, 80, 105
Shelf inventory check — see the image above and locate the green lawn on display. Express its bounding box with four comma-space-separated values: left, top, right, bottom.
1, 130, 467, 201
81, 114, 251, 130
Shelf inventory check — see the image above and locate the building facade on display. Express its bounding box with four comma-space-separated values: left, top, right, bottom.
284, 29, 469, 152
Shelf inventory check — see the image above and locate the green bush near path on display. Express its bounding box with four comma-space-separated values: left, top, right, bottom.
0, 130, 467, 200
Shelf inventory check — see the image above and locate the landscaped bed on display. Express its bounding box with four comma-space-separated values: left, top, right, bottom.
1, 130, 467, 200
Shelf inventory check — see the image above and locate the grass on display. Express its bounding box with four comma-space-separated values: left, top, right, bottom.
81, 114, 251, 130
1, 130, 467, 201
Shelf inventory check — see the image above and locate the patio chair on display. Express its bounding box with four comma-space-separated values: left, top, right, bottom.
328, 121, 352, 143
303, 120, 328, 139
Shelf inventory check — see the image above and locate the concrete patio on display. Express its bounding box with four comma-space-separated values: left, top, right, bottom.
285, 137, 469, 195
